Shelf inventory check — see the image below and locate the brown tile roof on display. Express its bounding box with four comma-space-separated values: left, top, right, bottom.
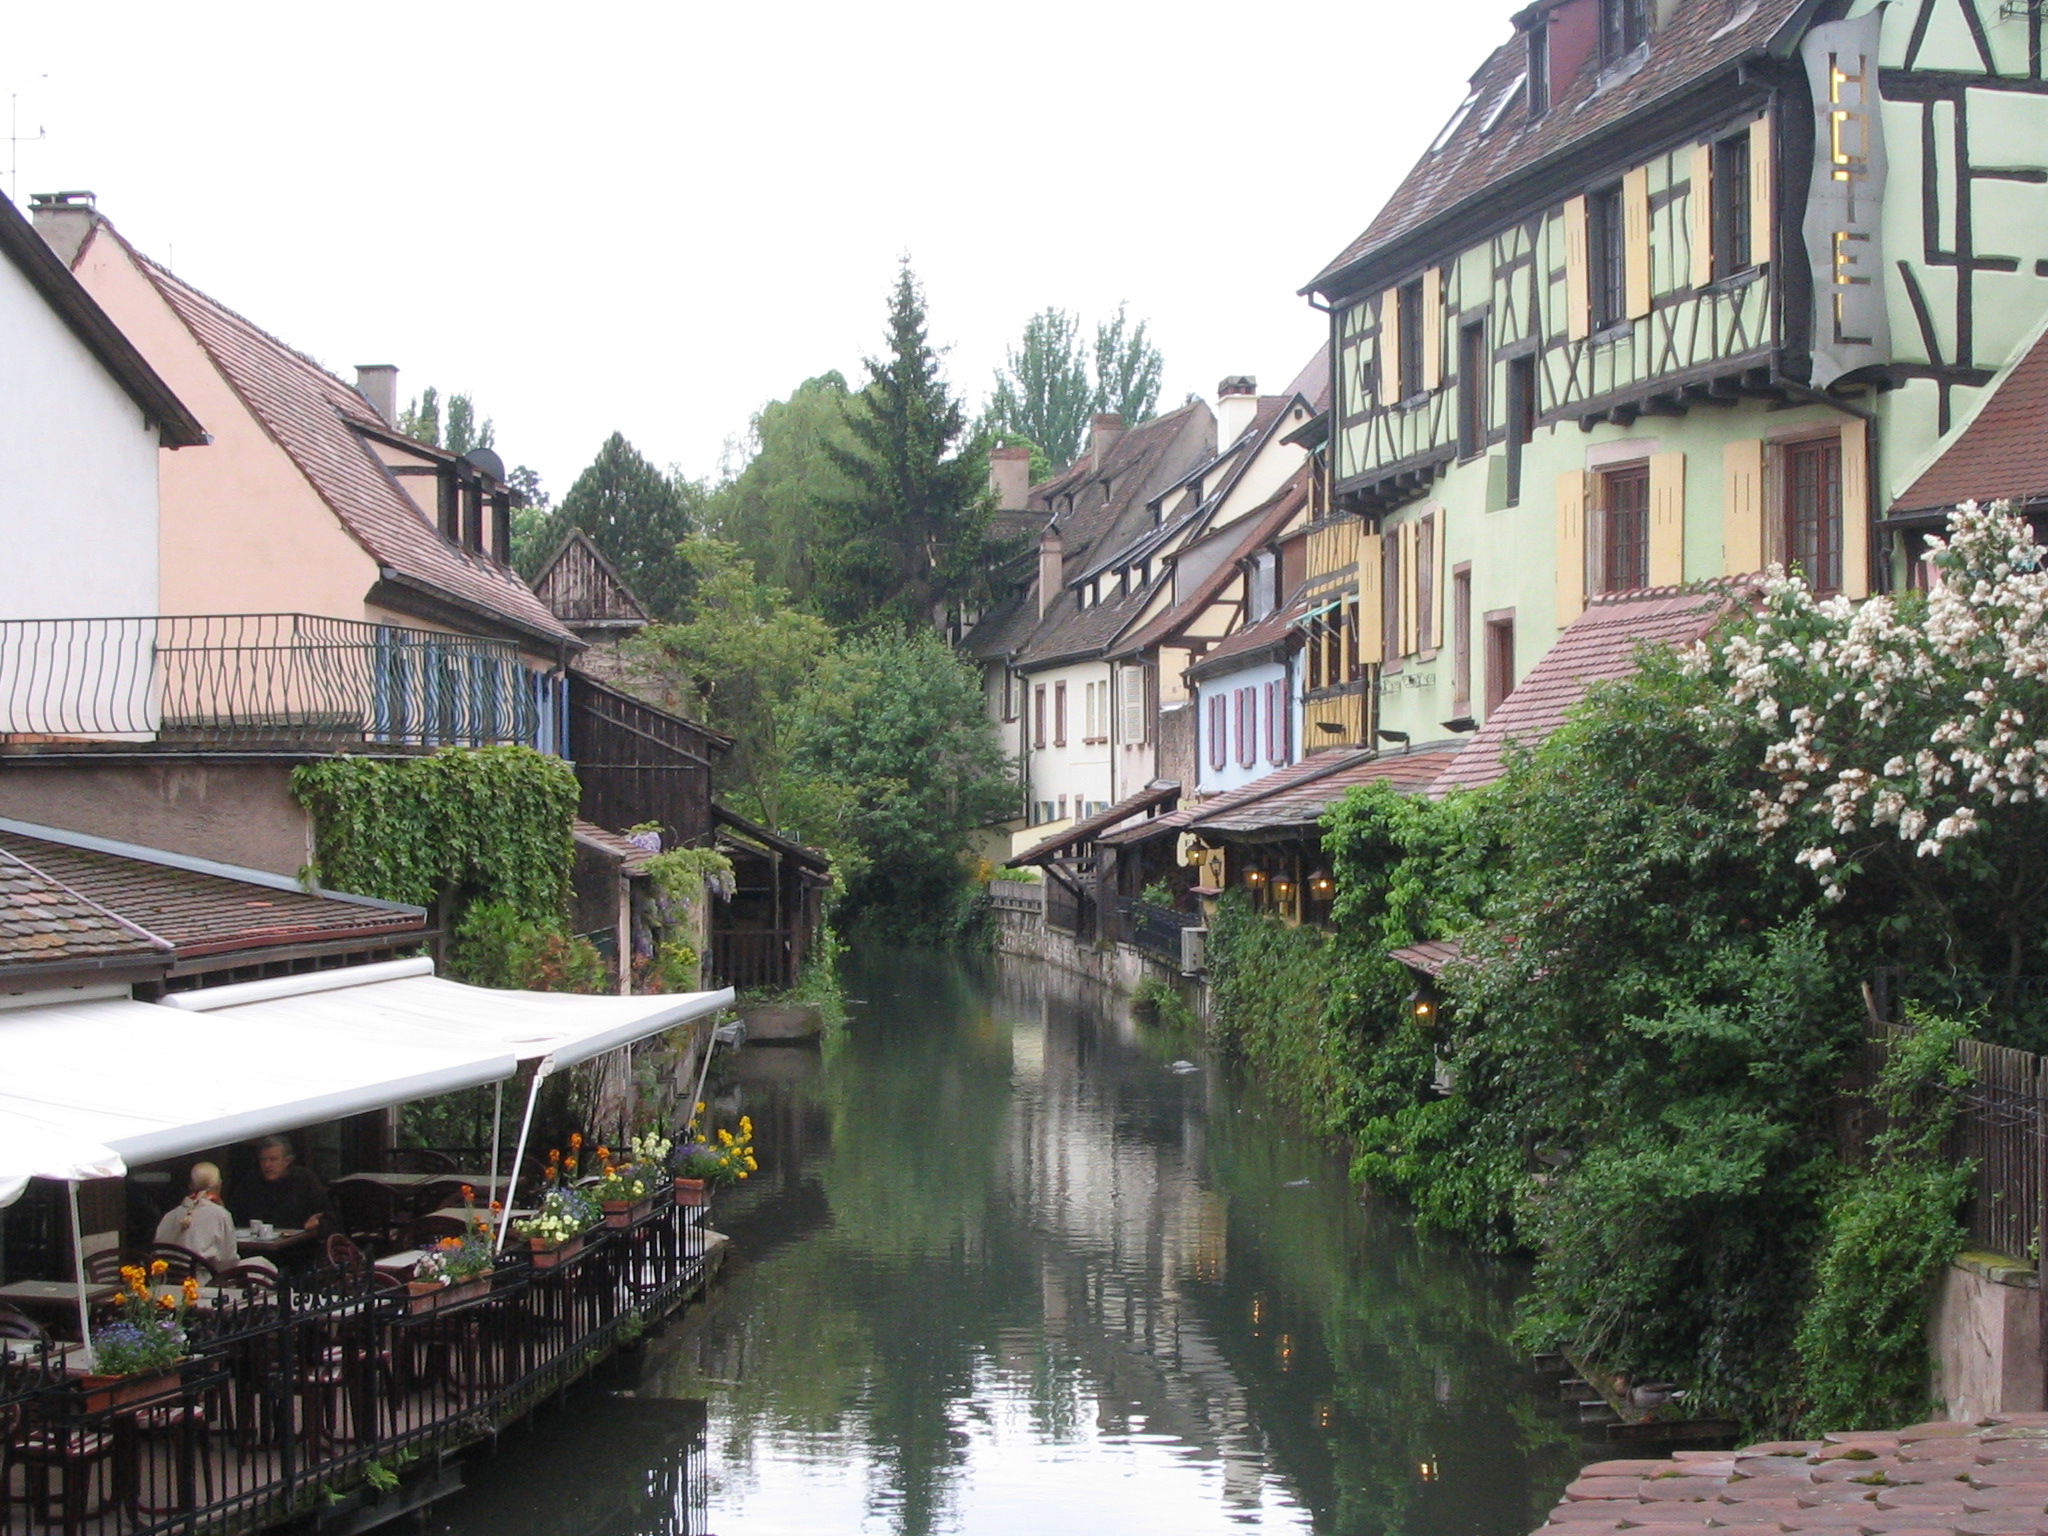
0, 828, 426, 960
1536, 1418, 2048, 1535
1895, 324, 2048, 514
1008, 781, 1180, 867
961, 588, 1040, 662
105, 228, 575, 648
1429, 585, 1732, 796
1015, 581, 1152, 670
573, 819, 657, 873
1388, 937, 1467, 977
1307, 0, 1805, 296
1183, 585, 1310, 680
1100, 750, 1377, 847
0, 852, 168, 969
1030, 403, 1215, 575
1194, 747, 1460, 832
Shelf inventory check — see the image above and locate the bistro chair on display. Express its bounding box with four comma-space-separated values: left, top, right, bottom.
82, 1249, 133, 1286
324, 1233, 369, 1279
380, 1148, 457, 1175
148, 1243, 216, 1284
330, 1179, 403, 1250
11, 1396, 116, 1536
0, 1305, 44, 1342
395, 1214, 468, 1251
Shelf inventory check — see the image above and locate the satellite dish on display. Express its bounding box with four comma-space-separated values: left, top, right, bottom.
461, 447, 506, 483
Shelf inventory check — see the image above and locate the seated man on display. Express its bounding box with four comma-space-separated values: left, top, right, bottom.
238, 1136, 334, 1234
154, 1162, 239, 1274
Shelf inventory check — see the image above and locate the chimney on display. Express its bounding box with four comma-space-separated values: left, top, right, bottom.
355, 365, 398, 426
1038, 526, 1064, 618
28, 190, 99, 267
1216, 376, 1259, 448
1089, 413, 1124, 473
989, 444, 1032, 510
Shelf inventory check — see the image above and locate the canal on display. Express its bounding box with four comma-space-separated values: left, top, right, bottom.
431, 950, 1585, 1536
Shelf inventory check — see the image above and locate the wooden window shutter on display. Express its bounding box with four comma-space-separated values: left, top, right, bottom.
1422, 268, 1445, 391
1431, 511, 1447, 650
1278, 683, 1291, 762
1623, 165, 1652, 320
1054, 681, 1066, 747
1689, 143, 1714, 289
1400, 521, 1420, 656
1840, 419, 1871, 599
1358, 535, 1384, 665
1556, 470, 1588, 624
1748, 114, 1773, 268
1264, 681, 1277, 764
1564, 195, 1591, 341
1722, 438, 1767, 575
1648, 451, 1687, 587
1378, 291, 1401, 402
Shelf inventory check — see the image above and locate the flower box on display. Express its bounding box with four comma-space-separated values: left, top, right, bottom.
601, 1195, 657, 1229
405, 1274, 491, 1314
75, 1363, 184, 1413
527, 1233, 586, 1269
672, 1177, 709, 1208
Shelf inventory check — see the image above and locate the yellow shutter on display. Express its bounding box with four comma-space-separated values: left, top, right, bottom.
1689, 143, 1714, 289
1749, 114, 1773, 268
1399, 521, 1419, 656
1557, 470, 1587, 625
1649, 452, 1687, 587
1358, 536, 1383, 665
1431, 509, 1447, 650
1623, 165, 1652, 320
1840, 419, 1870, 599
1422, 268, 1444, 391
1378, 291, 1401, 402
1723, 439, 1767, 575
1564, 195, 1591, 341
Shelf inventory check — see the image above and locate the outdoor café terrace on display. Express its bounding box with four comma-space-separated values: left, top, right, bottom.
0, 959, 733, 1536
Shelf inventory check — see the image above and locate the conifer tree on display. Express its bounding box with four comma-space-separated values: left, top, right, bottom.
533, 433, 699, 620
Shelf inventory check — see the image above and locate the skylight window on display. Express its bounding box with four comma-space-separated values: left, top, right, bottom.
1479, 76, 1525, 135
1428, 90, 1482, 155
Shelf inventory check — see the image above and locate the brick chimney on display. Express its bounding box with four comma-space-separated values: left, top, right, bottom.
28, 190, 99, 267
1216, 376, 1259, 448
989, 444, 1032, 510
1038, 526, 1064, 618
355, 365, 399, 426
1089, 413, 1124, 473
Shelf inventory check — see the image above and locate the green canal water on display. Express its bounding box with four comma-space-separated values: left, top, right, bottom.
431, 949, 1587, 1535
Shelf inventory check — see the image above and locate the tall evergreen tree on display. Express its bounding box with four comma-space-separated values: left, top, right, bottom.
986, 308, 1092, 468
534, 433, 699, 620
1092, 303, 1162, 427
818, 262, 996, 632
398, 387, 496, 454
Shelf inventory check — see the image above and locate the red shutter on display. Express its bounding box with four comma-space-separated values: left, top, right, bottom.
1209, 694, 1225, 770
1054, 682, 1067, 747
1278, 682, 1291, 763
1033, 686, 1045, 749
1264, 682, 1277, 764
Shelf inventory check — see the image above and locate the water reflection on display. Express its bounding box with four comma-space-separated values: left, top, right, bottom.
435, 951, 1582, 1536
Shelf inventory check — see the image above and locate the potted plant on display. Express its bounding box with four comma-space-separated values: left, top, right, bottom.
590, 1145, 658, 1228
408, 1202, 496, 1312
79, 1261, 196, 1410
510, 1186, 599, 1267
670, 1113, 758, 1204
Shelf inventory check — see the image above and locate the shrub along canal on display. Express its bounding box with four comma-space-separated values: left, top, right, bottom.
431, 950, 1587, 1535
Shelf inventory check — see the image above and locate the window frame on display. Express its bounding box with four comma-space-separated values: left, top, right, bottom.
1527, 22, 1550, 118
1599, 0, 1648, 65
1781, 435, 1845, 596
1589, 183, 1627, 332
1457, 318, 1490, 461
1712, 131, 1754, 280
1595, 462, 1651, 595
1397, 279, 1425, 400
1483, 610, 1517, 714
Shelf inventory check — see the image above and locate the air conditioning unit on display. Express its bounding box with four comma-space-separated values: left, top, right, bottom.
1180, 926, 1208, 976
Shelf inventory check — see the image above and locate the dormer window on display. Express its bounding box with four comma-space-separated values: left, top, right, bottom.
1599, 0, 1648, 65
1527, 23, 1550, 116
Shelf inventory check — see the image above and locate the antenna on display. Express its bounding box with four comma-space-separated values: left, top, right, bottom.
8, 87, 46, 208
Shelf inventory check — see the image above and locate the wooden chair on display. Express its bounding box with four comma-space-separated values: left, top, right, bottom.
148, 1243, 215, 1283
324, 1232, 369, 1279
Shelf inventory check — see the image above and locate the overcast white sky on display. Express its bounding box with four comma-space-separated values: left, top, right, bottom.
10, 0, 1519, 496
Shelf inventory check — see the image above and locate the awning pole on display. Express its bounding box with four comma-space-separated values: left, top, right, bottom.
495, 1064, 549, 1253
66, 1180, 93, 1370
686, 1019, 720, 1138
488, 1080, 504, 1210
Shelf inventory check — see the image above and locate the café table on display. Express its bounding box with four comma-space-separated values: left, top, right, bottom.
232, 1226, 315, 1259
0, 1278, 119, 1337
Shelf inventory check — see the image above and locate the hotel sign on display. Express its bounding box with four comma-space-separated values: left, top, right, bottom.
1802, 12, 1890, 387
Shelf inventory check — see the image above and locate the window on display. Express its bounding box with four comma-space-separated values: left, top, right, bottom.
1600, 0, 1648, 64
1595, 463, 1650, 593
1590, 184, 1626, 330
1002, 671, 1018, 723
1484, 611, 1517, 713
1058, 795, 1068, 821
1712, 131, 1752, 279
1054, 681, 1067, 747
1783, 436, 1844, 594
1458, 320, 1489, 459
1415, 514, 1437, 652
1452, 565, 1473, 715
1120, 667, 1147, 745
1398, 279, 1425, 399
1381, 529, 1404, 664
1527, 21, 1550, 117
1033, 685, 1046, 749
1506, 356, 1536, 506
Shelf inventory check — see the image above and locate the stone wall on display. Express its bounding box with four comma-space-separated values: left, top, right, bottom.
987, 882, 1190, 998
0, 757, 313, 875
1931, 1252, 2043, 1420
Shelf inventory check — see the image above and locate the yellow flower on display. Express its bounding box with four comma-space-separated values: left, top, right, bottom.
181, 1277, 200, 1304
156, 1293, 176, 1310
149, 1259, 168, 1277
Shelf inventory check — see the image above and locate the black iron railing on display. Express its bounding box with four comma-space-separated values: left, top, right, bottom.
0, 1193, 709, 1536
1122, 899, 1198, 963
0, 614, 541, 749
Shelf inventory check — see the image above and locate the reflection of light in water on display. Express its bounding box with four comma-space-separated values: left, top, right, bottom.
1419, 1457, 1441, 1482
1276, 1332, 1293, 1371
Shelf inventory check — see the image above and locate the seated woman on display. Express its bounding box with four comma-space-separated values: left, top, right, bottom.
154, 1162, 239, 1274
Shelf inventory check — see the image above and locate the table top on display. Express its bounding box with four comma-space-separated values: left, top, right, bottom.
334, 1170, 506, 1192
0, 1335, 83, 1363
234, 1226, 314, 1254
373, 1249, 426, 1274
0, 1279, 119, 1305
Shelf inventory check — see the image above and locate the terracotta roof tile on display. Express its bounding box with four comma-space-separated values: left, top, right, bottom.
1308, 0, 1804, 295
1388, 937, 1467, 976
0, 852, 166, 967
0, 830, 425, 959
1194, 747, 1458, 833
1429, 585, 1731, 796
1114, 468, 1312, 662
572, 819, 658, 873
1100, 749, 1378, 846
1184, 585, 1310, 678
118, 235, 575, 648
1007, 781, 1181, 867
1896, 324, 2048, 513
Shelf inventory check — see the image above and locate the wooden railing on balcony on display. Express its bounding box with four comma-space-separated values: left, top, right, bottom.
711, 928, 793, 992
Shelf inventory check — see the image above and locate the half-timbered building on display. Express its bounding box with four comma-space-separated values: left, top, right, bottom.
1304, 0, 2048, 749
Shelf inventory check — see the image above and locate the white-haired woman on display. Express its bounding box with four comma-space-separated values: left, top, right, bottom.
153, 1162, 240, 1274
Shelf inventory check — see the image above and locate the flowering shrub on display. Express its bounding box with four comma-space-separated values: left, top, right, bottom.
416, 1192, 496, 1285
672, 1113, 757, 1186
589, 1144, 653, 1204
92, 1263, 196, 1375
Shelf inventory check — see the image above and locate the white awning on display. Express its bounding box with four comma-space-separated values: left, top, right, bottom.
1, 961, 732, 1206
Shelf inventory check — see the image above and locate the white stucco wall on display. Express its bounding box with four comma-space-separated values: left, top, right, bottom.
0, 250, 162, 621
1022, 659, 1116, 825
1195, 657, 1292, 795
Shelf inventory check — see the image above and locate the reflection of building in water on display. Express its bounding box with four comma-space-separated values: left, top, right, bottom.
992, 955, 1267, 1515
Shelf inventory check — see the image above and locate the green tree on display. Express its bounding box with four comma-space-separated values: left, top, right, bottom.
1092, 303, 1162, 427
700, 372, 860, 607
398, 387, 496, 454
987, 308, 1092, 468
533, 433, 699, 620
818, 262, 999, 632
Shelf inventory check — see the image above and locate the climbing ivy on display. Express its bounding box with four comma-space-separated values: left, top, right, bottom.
291, 746, 580, 921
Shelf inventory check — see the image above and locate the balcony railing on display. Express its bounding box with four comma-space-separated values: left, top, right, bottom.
0, 615, 542, 750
